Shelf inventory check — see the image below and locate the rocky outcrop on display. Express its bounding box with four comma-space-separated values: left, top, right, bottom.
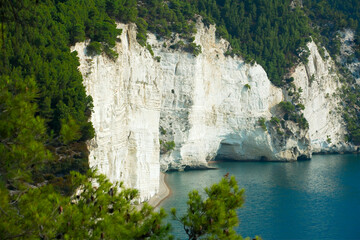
150, 23, 313, 171
72, 24, 161, 201
73, 21, 354, 200
291, 41, 355, 153
338, 29, 360, 84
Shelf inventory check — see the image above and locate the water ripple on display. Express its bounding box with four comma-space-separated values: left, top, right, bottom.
160, 154, 360, 240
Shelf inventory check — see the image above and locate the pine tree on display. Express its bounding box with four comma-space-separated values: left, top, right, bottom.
171, 175, 256, 240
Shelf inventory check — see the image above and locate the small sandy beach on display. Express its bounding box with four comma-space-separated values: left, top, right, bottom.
147, 173, 172, 208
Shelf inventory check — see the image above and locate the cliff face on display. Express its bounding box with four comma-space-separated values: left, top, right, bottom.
338, 29, 360, 84
73, 24, 162, 201
291, 41, 355, 153
73, 21, 353, 200
150, 23, 311, 171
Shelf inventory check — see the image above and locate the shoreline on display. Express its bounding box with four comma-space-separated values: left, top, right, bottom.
147, 172, 172, 208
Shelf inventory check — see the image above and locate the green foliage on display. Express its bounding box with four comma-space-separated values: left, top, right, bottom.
277, 101, 309, 130
105, 0, 138, 23
258, 117, 267, 131
169, 40, 202, 56
164, 141, 175, 152
288, 113, 309, 130
299, 46, 311, 64
171, 176, 247, 240
80, 121, 95, 141
244, 84, 251, 90
0, 183, 63, 239
136, 17, 148, 47
0, 73, 51, 185
137, 1, 197, 41
170, 40, 185, 50
147, 44, 154, 56
276, 128, 284, 136
185, 43, 202, 56
155, 56, 161, 62
296, 114, 310, 130
69, 24, 86, 45
2, 167, 260, 240
327, 135, 332, 144
341, 85, 360, 145
160, 126, 167, 135
60, 172, 172, 239
87, 41, 102, 56
184, 0, 312, 86
0, 0, 105, 194
0, 171, 172, 239
103, 45, 119, 60
0, 0, 96, 142
60, 117, 81, 145
309, 74, 315, 84
160, 140, 175, 154
279, 101, 296, 113
296, 103, 305, 111
286, 77, 295, 83
270, 117, 281, 125
318, 45, 326, 59
303, 0, 360, 58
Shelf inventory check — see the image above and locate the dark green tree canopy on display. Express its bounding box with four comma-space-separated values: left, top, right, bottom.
171, 176, 247, 240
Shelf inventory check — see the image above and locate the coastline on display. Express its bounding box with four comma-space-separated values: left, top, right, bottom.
147, 172, 172, 208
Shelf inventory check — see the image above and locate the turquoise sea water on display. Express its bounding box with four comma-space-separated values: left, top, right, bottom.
160, 154, 360, 239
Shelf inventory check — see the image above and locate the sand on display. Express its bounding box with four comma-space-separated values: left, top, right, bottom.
147, 173, 172, 208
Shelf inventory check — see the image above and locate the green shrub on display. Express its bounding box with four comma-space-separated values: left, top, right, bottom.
60, 117, 81, 145
136, 33, 147, 47
160, 126, 167, 135
80, 122, 95, 141
164, 141, 175, 152
276, 128, 284, 136
318, 46, 326, 59
136, 17, 148, 47
286, 77, 294, 83
69, 24, 85, 45
309, 74, 315, 84
146, 44, 154, 56
297, 114, 309, 130
185, 42, 202, 56
258, 117, 267, 131
103, 46, 119, 60
155, 56, 161, 62
296, 103, 305, 111
170, 41, 185, 50
86, 41, 102, 56
279, 101, 295, 113
327, 135, 332, 144
270, 117, 280, 125
299, 46, 310, 64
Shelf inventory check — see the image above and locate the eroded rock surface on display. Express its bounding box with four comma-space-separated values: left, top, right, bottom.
73, 21, 354, 200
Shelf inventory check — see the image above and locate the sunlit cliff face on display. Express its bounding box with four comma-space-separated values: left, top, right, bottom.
73, 21, 354, 201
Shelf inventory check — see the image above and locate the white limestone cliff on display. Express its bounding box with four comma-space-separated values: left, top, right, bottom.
72, 24, 161, 201
73, 21, 354, 200
149, 23, 312, 171
291, 41, 355, 153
